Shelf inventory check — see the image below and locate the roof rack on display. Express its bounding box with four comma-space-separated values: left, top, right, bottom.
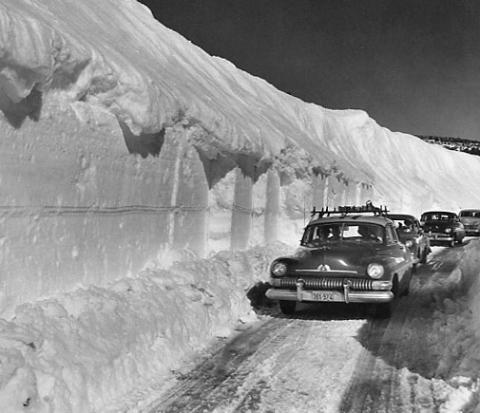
310, 201, 389, 221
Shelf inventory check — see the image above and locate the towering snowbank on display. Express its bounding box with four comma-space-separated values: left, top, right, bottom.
1, 0, 480, 315
1, 0, 479, 201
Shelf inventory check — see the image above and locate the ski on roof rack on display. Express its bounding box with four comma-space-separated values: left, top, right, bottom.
309, 201, 389, 221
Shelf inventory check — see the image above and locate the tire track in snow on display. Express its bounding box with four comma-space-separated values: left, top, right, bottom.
147, 316, 300, 412
145, 309, 366, 413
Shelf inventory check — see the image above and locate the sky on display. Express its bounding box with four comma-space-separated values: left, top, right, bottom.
139, 0, 480, 140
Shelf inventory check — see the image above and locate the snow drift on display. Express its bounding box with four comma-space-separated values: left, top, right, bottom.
1, 0, 480, 411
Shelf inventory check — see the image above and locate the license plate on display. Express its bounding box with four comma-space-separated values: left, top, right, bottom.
311, 291, 338, 301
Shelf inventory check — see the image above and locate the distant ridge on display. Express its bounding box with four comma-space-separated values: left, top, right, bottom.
416, 135, 480, 156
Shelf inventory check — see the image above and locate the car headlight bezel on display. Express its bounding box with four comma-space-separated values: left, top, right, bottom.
271, 261, 288, 277
367, 263, 384, 279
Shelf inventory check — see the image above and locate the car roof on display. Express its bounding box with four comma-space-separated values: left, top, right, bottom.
308, 215, 392, 227
386, 214, 417, 220
421, 210, 456, 215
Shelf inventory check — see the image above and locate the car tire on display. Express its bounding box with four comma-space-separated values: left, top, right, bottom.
401, 269, 412, 296
279, 300, 296, 315
376, 277, 398, 318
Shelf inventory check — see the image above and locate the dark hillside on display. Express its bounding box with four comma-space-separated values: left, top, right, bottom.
417, 135, 480, 156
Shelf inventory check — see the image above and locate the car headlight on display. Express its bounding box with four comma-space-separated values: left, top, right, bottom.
271, 261, 288, 277
367, 263, 384, 279
445, 228, 452, 233
405, 240, 414, 248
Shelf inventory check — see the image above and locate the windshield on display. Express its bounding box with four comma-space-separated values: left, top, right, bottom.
301, 223, 384, 247
460, 210, 480, 218
421, 212, 455, 222
390, 217, 415, 231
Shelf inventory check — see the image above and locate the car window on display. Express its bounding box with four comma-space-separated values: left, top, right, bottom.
460, 210, 480, 218
392, 218, 414, 232
422, 212, 455, 222
386, 225, 398, 244
302, 223, 384, 246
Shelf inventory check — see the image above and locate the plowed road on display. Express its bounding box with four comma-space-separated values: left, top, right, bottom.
142, 244, 472, 413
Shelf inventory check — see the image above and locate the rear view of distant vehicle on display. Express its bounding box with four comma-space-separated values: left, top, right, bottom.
387, 214, 431, 264
459, 209, 480, 236
420, 211, 465, 247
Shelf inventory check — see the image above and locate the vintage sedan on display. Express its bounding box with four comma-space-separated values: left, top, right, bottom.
459, 209, 480, 236
265, 204, 415, 317
387, 214, 431, 264
420, 211, 466, 247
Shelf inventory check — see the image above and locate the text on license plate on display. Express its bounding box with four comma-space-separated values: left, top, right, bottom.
311, 291, 337, 301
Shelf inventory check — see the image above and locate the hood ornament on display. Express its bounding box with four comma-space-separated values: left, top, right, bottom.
317, 264, 331, 271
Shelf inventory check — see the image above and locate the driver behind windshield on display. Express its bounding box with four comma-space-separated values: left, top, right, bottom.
358, 225, 383, 242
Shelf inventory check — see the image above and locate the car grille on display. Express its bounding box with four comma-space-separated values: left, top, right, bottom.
273, 277, 374, 291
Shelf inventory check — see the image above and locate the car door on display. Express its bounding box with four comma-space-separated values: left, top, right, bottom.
385, 224, 412, 288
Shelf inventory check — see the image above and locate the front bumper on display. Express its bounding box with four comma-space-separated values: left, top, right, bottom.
427, 233, 454, 242
266, 278, 393, 304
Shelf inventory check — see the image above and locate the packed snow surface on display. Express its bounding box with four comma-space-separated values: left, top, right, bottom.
1, 0, 480, 411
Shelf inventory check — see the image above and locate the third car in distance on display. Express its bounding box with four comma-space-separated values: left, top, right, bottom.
459, 209, 480, 236
420, 210, 465, 247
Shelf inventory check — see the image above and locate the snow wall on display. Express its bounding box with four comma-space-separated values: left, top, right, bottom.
1, 0, 480, 316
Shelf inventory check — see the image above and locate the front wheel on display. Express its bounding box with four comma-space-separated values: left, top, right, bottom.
279, 300, 296, 315
376, 277, 398, 318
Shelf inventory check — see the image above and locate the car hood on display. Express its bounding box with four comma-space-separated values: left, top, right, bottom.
295, 242, 381, 273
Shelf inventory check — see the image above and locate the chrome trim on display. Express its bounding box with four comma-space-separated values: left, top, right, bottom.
295, 269, 358, 274
371, 280, 393, 290
270, 277, 374, 290
343, 279, 352, 303
296, 279, 305, 302
266, 288, 394, 303
427, 234, 454, 241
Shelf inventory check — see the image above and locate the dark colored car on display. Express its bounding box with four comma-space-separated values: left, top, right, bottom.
459, 209, 480, 236
420, 211, 466, 247
265, 203, 414, 317
387, 214, 431, 264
